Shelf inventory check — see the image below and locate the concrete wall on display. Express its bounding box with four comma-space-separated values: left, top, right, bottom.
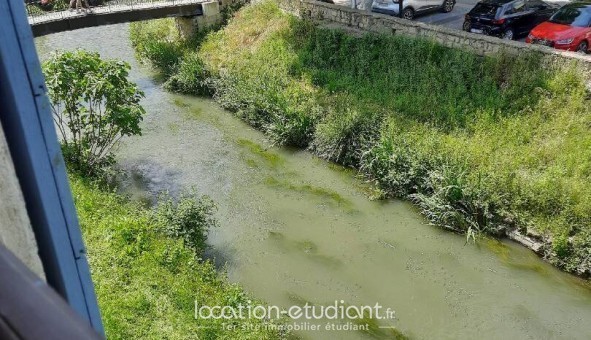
280, 0, 591, 72
176, 0, 222, 38
0, 121, 45, 279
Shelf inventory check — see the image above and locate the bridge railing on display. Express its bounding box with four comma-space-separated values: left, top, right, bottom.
26, 0, 204, 24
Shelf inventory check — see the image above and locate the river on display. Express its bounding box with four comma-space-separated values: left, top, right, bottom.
35, 24, 591, 340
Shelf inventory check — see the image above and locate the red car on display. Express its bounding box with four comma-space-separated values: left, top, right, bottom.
526, 2, 591, 53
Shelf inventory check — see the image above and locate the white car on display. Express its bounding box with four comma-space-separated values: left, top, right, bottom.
371, 0, 456, 19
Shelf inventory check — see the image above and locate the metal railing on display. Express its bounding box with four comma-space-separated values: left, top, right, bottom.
26, 0, 204, 24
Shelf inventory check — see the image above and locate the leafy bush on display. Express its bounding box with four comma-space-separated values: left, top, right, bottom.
43, 50, 145, 177
153, 192, 218, 255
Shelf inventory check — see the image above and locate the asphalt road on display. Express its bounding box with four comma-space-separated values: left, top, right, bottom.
331, 0, 478, 31
415, 0, 480, 30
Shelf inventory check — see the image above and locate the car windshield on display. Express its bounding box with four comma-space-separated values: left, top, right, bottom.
471, 3, 501, 17
549, 5, 591, 27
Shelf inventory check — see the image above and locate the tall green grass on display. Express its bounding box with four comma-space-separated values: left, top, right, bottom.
130, 2, 591, 277
72, 175, 285, 339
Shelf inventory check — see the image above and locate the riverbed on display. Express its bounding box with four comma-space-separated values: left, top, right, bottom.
36, 24, 591, 339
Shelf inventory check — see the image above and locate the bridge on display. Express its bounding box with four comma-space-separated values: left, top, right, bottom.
27, 0, 212, 37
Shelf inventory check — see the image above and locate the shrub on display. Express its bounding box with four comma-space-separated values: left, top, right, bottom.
43, 50, 145, 177
153, 192, 218, 255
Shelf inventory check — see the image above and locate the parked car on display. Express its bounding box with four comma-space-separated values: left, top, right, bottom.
25, 0, 54, 11
526, 2, 591, 52
371, 0, 456, 20
463, 0, 557, 40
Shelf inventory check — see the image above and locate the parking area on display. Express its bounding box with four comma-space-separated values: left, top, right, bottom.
415, 0, 480, 30
332, 0, 571, 42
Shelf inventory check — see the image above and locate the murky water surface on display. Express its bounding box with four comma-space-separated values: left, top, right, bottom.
36, 24, 591, 339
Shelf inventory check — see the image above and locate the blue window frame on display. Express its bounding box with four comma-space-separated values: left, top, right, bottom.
0, 0, 104, 334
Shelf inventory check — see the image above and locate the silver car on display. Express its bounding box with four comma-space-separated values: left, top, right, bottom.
371, 0, 456, 19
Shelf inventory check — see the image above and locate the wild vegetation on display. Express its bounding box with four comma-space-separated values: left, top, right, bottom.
43, 50, 145, 177
72, 175, 285, 339
129, 1, 591, 277
43, 49, 285, 338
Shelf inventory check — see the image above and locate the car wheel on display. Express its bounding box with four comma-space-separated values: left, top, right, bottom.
402, 8, 414, 20
577, 41, 588, 54
502, 28, 514, 40
441, 0, 454, 13
462, 20, 471, 32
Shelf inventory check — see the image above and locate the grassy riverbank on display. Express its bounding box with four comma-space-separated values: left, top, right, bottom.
71, 175, 284, 339
130, 1, 591, 277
